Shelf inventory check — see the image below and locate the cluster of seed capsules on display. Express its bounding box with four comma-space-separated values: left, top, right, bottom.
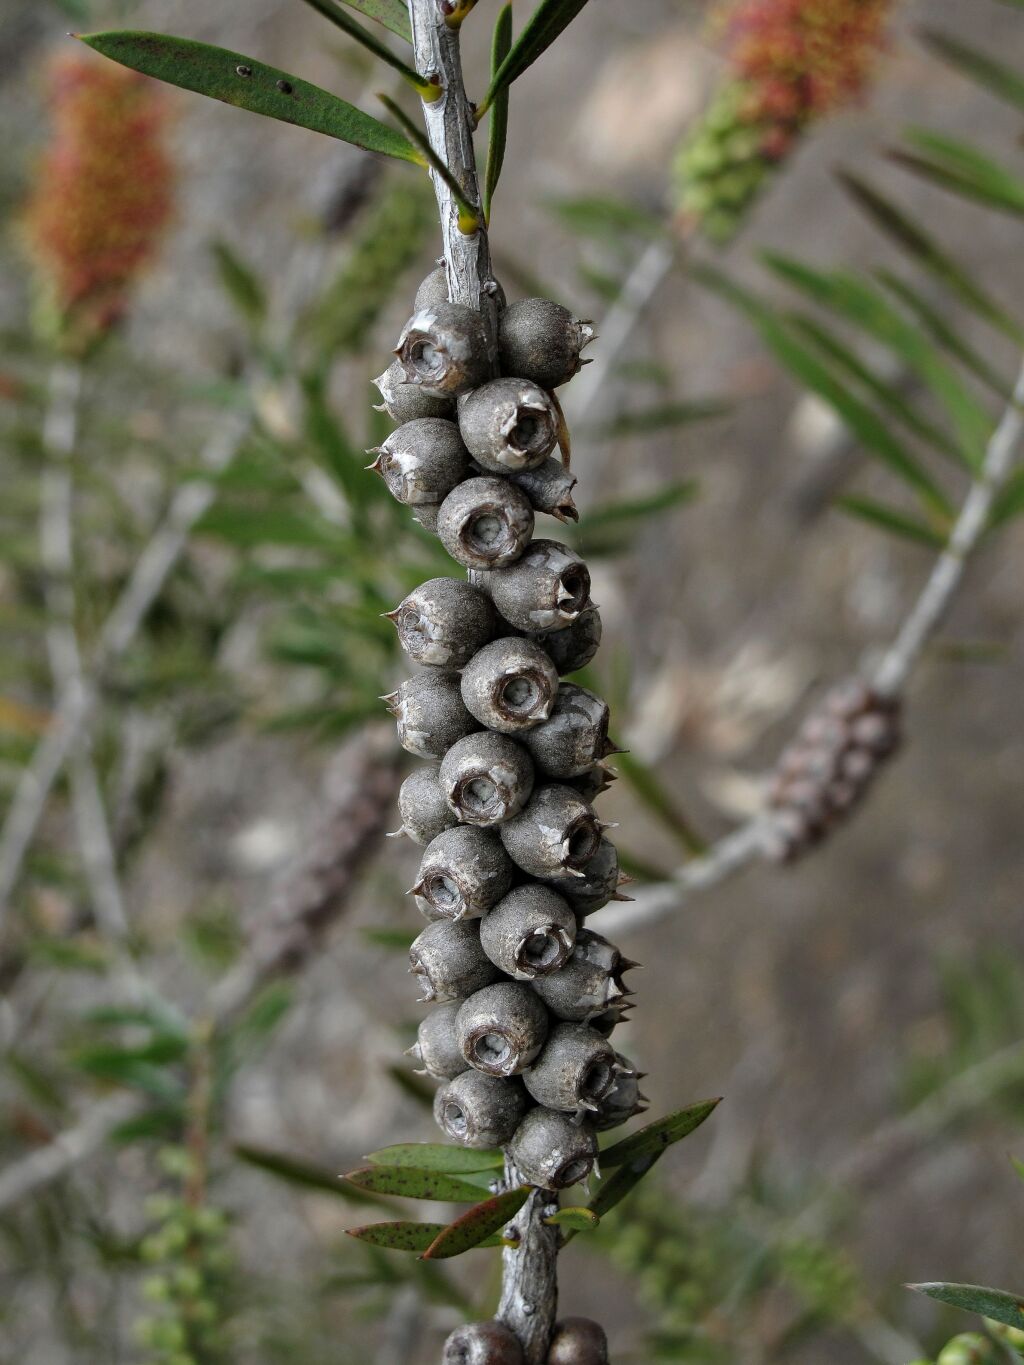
765, 678, 902, 863
372, 267, 646, 1216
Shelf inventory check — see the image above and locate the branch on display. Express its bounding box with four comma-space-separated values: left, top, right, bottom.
596, 357, 1024, 936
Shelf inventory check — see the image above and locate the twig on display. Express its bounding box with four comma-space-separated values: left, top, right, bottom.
597, 357, 1024, 936
0, 1091, 140, 1213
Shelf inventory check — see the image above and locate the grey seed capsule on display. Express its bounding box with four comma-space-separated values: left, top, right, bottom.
443, 1321, 525, 1365
456, 981, 549, 1076
373, 359, 454, 423
439, 731, 535, 827
523, 1023, 617, 1119
565, 765, 617, 804
387, 578, 497, 669
498, 298, 595, 390
531, 605, 602, 675
461, 638, 560, 734
532, 928, 633, 1022
368, 417, 469, 506
591, 1052, 646, 1131
413, 825, 514, 921
500, 784, 602, 881
509, 458, 579, 523
409, 919, 500, 1002
480, 884, 577, 980
409, 1000, 466, 1080
434, 1072, 529, 1150
411, 503, 440, 533
477, 540, 591, 634
547, 1317, 610, 1365
415, 264, 449, 311
438, 476, 535, 571
554, 838, 625, 917
394, 302, 491, 398
395, 766, 458, 845
458, 378, 559, 473
508, 1107, 598, 1190
383, 671, 479, 760
522, 684, 612, 779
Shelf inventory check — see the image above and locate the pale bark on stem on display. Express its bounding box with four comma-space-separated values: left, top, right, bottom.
407, 3, 558, 1355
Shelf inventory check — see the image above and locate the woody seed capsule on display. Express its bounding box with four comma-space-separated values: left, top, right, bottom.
555, 837, 626, 917
523, 683, 613, 779
411, 503, 441, 533
508, 1107, 598, 1190
460, 637, 560, 734
458, 378, 558, 472
373, 359, 454, 424
478, 539, 591, 634
523, 1022, 617, 1119
443, 1322, 525, 1365
394, 302, 491, 398
414, 264, 449, 311
546, 1317, 610, 1365
409, 919, 500, 1002
530, 605, 602, 676
383, 671, 479, 760
532, 928, 634, 1022
414, 825, 514, 921
434, 1071, 529, 1149
388, 577, 497, 669
498, 298, 595, 390
500, 784, 602, 880
591, 1051, 646, 1131
456, 981, 549, 1076
395, 766, 458, 846
438, 476, 535, 570
480, 884, 577, 980
409, 1000, 466, 1080
509, 457, 579, 523
565, 765, 617, 804
439, 731, 535, 826
368, 417, 469, 506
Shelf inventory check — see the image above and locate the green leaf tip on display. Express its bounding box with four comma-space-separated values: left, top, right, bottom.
600, 1097, 722, 1168
908, 1282, 1024, 1333
79, 31, 422, 164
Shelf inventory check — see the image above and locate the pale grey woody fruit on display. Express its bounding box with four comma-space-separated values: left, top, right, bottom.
393, 766, 457, 846
413, 825, 513, 921
383, 672, 479, 760
439, 731, 535, 826
477, 540, 591, 633
546, 1317, 609, 1365
434, 1071, 529, 1149
554, 837, 630, 917
509, 457, 578, 523
460, 637, 560, 734
438, 476, 534, 570
367, 417, 468, 506
443, 1320, 525, 1365
591, 1051, 647, 1131
508, 1108, 598, 1190
523, 1022, 618, 1120
500, 784, 603, 880
479, 884, 577, 980
458, 378, 559, 472
373, 358, 454, 423
394, 302, 491, 398
522, 683, 615, 779
498, 297, 595, 390
409, 919, 500, 1002
387, 577, 497, 669
456, 981, 549, 1076
531, 928, 636, 1023
414, 263, 450, 311
408, 1000, 466, 1080
530, 605, 602, 676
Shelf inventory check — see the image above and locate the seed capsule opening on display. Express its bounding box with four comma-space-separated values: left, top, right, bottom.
473, 1032, 513, 1069
581, 1057, 615, 1101
558, 566, 589, 614
443, 1101, 468, 1139
555, 1156, 592, 1188
566, 817, 601, 867
427, 873, 462, 913
519, 927, 568, 973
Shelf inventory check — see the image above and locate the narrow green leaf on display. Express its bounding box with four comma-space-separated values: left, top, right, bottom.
483, 3, 513, 223
334, 0, 412, 42
377, 93, 481, 232
990, 467, 1024, 528
366, 1143, 505, 1173
235, 1143, 390, 1206
78, 32, 423, 164
347, 1220, 449, 1252
298, 0, 425, 91
361, 927, 417, 951
614, 752, 706, 856
919, 28, 1024, 114
601, 1099, 721, 1167
422, 1187, 530, 1259
594, 399, 731, 439
344, 1166, 497, 1202
578, 481, 699, 533
908, 1282, 1024, 1333
694, 263, 953, 515
838, 495, 946, 549
561, 1153, 661, 1246
479, 0, 593, 116
890, 130, 1024, 218
838, 172, 1024, 347
210, 240, 266, 327
545, 1206, 600, 1231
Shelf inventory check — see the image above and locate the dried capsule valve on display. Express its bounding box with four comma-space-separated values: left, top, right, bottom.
439, 732, 535, 826
500, 783, 604, 880
394, 302, 491, 398
480, 884, 577, 979
413, 825, 514, 920
458, 377, 559, 472
460, 637, 560, 734
437, 476, 534, 571
456, 981, 549, 1076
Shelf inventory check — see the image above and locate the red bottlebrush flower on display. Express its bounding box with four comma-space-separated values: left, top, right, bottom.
22, 51, 175, 351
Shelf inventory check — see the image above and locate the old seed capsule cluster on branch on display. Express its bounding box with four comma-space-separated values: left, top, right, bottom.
373, 271, 648, 1201
766, 677, 902, 862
